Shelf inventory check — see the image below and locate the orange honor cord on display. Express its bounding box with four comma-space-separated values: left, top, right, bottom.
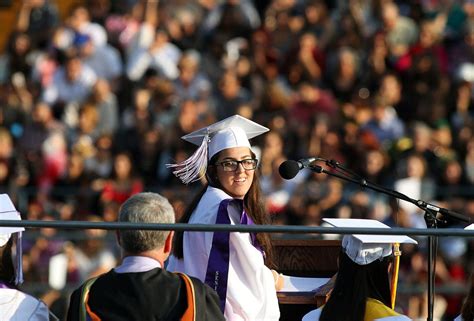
85, 293, 102, 321
177, 272, 196, 321
391, 243, 401, 309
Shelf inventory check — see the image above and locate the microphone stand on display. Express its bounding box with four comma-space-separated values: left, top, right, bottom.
308, 161, 470, 321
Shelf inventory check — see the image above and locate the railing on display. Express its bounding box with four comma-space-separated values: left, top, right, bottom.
2, 219, 472, 320
1, 220, 473, 235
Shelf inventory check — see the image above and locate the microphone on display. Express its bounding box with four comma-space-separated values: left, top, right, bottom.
278, 158, 322, 180
417, 201, 471, 223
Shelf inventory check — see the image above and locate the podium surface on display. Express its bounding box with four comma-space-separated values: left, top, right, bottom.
273, 238, 341, 321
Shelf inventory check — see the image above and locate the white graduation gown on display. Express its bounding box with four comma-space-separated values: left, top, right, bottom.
167, 186, 280, 321
0, 288, 49, 321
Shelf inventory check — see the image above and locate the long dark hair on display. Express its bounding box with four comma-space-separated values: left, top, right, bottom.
320, 251, 392, 321
461, 274, 474, 321
0, 238, 15, 284
173, 150, 275, 267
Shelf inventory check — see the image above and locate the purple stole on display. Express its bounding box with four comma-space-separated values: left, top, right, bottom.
0, 281, 13, 289
204, 199, 263, 312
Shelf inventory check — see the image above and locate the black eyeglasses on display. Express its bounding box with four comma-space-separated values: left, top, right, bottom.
215, 159, 258, 172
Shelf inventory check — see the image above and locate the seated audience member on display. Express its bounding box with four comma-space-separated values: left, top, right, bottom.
302, 218, 417, 321
67, 192, 224, 321
0, 194, 53, 320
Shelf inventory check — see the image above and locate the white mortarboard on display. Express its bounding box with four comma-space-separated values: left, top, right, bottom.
167, 115, 269, 184
0, 194, 24, 285
323, 218, 418, 265
465, 224, 474, 230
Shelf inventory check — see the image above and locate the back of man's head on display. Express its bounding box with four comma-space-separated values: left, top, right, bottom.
118, 192, 175, 254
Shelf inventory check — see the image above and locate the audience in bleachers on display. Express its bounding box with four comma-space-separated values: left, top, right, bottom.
1, 0, 474, 320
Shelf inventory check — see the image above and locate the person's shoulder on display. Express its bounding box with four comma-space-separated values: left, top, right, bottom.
0, 288, 49, 320
453, 315, 463, 321
0, 288, 45, 304
172, 272, 213, 297
374, 316, 412, 321
302, 307, 322, 321
176, 273, 225, 321
367, 298, 412, 320
200, 187, 235, 207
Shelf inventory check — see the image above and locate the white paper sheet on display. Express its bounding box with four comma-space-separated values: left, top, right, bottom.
279, 275, 330, 292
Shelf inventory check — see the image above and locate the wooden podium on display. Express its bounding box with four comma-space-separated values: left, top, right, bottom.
273, 238, 341, 321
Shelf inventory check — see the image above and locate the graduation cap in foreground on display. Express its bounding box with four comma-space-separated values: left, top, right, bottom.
0, 194, 24, 285
323, 218, 418, 265
167, 115, 269, 184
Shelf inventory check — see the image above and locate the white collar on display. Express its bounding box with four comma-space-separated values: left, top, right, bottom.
114, 256, 161, 274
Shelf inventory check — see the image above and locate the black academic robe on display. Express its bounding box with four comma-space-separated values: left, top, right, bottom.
67, 267, 225, 321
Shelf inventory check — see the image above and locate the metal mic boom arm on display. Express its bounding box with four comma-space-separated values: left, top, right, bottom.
310, 164, 470, 223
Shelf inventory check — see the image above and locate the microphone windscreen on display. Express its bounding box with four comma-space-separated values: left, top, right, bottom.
278, 160, 300, 180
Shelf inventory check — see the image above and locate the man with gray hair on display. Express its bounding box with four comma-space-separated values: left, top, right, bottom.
67, 192, 224, 321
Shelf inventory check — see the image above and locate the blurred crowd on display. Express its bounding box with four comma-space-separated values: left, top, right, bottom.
0, 0, 474, 319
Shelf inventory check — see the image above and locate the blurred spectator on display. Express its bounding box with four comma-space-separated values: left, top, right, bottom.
381, 2, 419, 61
211, 69, 251, 120
329, 7, 365, 50
363, 31, 391, 92
0, 128, 23, 194
325, 46, 362, 104
38, 130, 68, 192
293, 170, 343, 222
100, 152, 143, 208
126, 27, 181, 82
67, 103, 100, 147
41, 53, 97, 108
302, 0, 335, 51
90, 79, 119, 136
284, 31, 325, 85
200, 0, 260, 46
261, 155, 299, 218
450, 80, 474, 131
436, 159, 467, 201
15, 0, 59, 49
75, 34, 122, 87
84, 133, 114, 180
18, 102, 64, 187
396, 121, 440, 178
361, 95, 405, 149
173, 50, 212, 103
464, 137, 474, 185
66, 216, 116, 283
53, 152, 94, 220
165, 7, 201, 50
0, 32, 34, 84
289, 82, 337, 127
393, 153, 436, 228
377, 72, 411, 123
28, 214, 66, 283
66, 4, 107, 47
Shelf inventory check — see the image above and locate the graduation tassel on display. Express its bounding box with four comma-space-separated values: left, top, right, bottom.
166, 133, 209, 184
391, 243, 401, 309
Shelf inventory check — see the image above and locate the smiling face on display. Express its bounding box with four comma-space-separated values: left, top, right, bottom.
215, 147, 255, 199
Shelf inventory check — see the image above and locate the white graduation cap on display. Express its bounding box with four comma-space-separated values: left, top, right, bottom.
465, 224, 474, 230
167, 115, 269, 184
0, 194, 24, 285
323, 218, 418, 265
